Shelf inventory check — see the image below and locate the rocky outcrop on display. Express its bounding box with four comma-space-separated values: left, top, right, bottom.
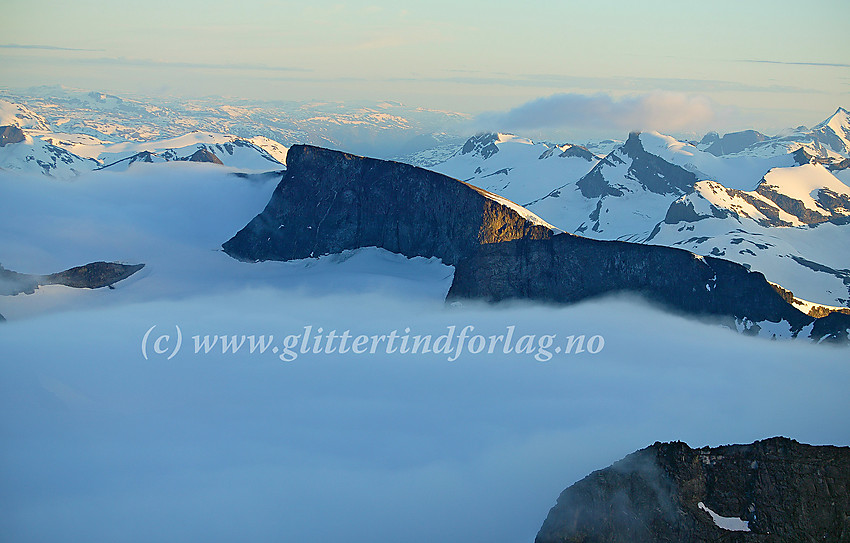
535, 437, 850, 543
558, 144, 597, 161
186, 147, 224, 164
0, 262, 144, 295
705, 129, 768, 156
0, 125, 25, 147
460, 133, 500, 159
223, 145, 554, 264
223, 145, 849, 343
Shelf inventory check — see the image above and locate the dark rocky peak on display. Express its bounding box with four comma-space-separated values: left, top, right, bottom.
814, 106, 850, 131
186, 147, 224, 165
0, 125, 25, 147
222, 144, 554, 265
699, 131, 720, 146
535, 437, 850, 543
791, 146, 850, 172
576, 133, 697, 198
558, 144, 597, 161
621, 132, 699, 195
460, 132, 500, 159
828, 157, 850, 172
705, 129, 769, 156
575, 148, 628, 198
791, 146, 816, 165
810, 107, 850, 154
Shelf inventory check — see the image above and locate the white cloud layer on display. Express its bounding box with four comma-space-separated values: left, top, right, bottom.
480, 91, 721, 134
1, 163, 848, 543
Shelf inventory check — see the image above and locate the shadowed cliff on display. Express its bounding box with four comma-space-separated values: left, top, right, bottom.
223, 145, 554, 265
535, 438, 850, 543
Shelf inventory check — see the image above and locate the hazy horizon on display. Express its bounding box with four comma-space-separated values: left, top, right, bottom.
2, 0, 848, 138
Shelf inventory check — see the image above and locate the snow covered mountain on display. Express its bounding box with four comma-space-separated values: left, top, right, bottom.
0, 97, 289, 176
698, 107, 850, 162
93, 132, 287, 172
0, 86, 468, 159
430, 111, 850, 310
0, 126, 286, 177
0, 127, 102, 176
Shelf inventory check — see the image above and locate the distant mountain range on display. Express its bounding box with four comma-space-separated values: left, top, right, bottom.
428, 109, 850, 311
0, 86, 467, 162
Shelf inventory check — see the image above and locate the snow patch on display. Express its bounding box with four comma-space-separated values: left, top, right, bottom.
698, 502, 750, 532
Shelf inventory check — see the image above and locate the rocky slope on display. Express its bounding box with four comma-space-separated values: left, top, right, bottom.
0, 262, 145, 295
535, 437, 850, 543
223, 145, 850, 342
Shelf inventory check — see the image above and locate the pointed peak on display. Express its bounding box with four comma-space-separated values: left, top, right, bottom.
814, 107, 850, 130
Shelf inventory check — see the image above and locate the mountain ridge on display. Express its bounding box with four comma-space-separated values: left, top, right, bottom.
223, 144, 850, 343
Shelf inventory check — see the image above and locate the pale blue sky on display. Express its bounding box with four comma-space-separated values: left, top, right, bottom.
1, 0, 848, 132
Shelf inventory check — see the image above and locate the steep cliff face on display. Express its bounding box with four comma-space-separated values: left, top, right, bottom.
535, 438, 850, 543
446, 234, 823, 337
223, 145, 555, 265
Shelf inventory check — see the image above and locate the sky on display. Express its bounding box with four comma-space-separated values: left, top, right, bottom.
1, 0, 848, 134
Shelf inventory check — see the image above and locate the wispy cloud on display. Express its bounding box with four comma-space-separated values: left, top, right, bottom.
0, 43, 102, 52
478, 91, 723, 133
10, 55, 313, 73
738, 59, 850, 69
89, 57, 313, 73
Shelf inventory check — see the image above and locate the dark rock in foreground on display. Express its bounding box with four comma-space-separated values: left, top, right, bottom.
0, 261, 144, 296
223, 145, 849, 343
536, 437, 850, 543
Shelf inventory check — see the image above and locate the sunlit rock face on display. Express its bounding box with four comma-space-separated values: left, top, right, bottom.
535, 437, 850, 543
222, 144, 554, 265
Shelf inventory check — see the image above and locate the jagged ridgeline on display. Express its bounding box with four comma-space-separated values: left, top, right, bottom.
223, 145, 850, 343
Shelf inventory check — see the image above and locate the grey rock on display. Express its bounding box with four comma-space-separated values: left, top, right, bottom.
621, 132, 698, 195
705, 129, 768, 156
0, 125, 25, 146
535, 437, 850, 543
460, 133, 500, 159
222, 145, 553, 265
185, 147, 223, 165
446, 233, 813, 332
0, 262, 145, 295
